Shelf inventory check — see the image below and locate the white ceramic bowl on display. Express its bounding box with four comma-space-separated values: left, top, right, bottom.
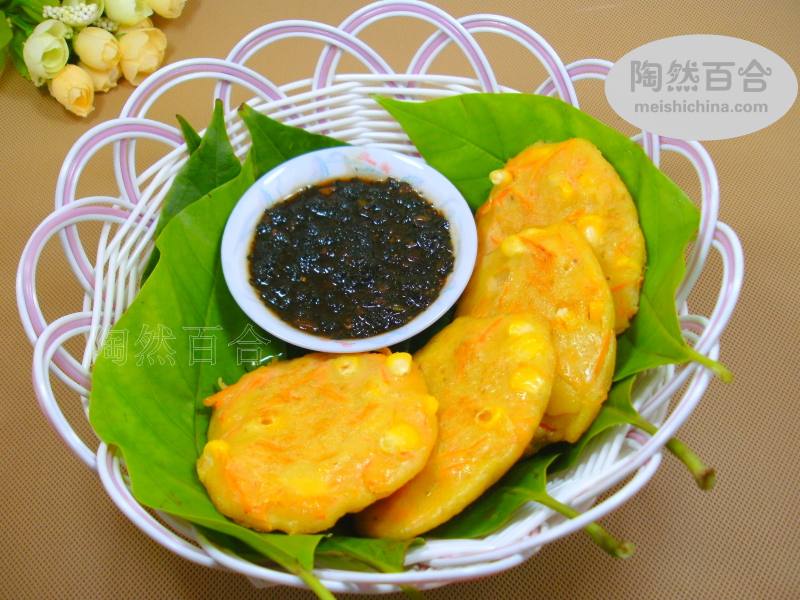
221, 146, 477, 353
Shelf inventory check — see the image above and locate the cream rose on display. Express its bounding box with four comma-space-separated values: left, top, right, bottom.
118, 27, 166, 85
74, 27, 121, 71
48, 65, 95, 117
146, 0, 186, 19
117, 17, 154, 35
105, 0, 153, 26
22, 20, 72, 86
79, 61, 122, 92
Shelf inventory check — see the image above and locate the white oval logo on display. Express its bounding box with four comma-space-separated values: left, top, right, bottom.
605, 35, 797, 141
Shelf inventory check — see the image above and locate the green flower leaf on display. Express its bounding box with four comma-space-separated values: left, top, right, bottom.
0, 12, 13, 51
19, 0, 58, 24
9, 27, 29, 80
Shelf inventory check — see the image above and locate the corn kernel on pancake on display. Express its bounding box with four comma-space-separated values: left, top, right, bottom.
458, 223, 615, 448
355, 314, 555, 539
478, 138, 645, 332
196, 352, 437, 534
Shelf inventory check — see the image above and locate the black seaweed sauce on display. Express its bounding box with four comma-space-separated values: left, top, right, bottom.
249, 177, 455, 339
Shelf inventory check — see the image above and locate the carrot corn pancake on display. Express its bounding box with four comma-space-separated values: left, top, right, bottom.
355, 314, 555, 539
458, 223, 615, 448
477, 138, 645, 333
196, 352, 437, 535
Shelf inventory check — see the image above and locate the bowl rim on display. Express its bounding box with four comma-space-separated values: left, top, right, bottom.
220, 145, 478, 353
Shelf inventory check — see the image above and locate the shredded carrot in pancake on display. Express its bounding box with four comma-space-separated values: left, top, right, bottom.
196, 352, 437, 534
356, 315, 555, 539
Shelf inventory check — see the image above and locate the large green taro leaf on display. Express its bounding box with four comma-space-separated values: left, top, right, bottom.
90, 107, 375, 599
141, 100, 242, 282
377, 94, 728, 382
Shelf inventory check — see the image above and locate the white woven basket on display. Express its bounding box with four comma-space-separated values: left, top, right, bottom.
17, 0, 743, 594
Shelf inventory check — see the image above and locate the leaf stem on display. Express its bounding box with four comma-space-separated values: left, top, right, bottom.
296, 568, 336, 600
687, 348, 732, 383
535, 493, 635, 558
634, 418, 716, 490
400, 585, 426, 599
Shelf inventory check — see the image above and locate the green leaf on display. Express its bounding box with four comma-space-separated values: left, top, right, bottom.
89, 152, 320, 576
433, 449, 633, 558
18, 0, 57, 23
90, 107, 410, 598
555, 377, 638, 473
162, 101, 241, 226
198, 526, 320, 570
376, 94, 729, 382
176, 114, 202, 155
88, 94, 720, 590
432, 450, 560, 539
203, 527, 418, 576
555, 375, 716, 489
199, 529, 417, 599
8, 12, 35, 36
315, 536, 418, 573
238, 103, 346, 173
141, 100, 241, 282
380, 94, 719, 544
437, 378, 713, 543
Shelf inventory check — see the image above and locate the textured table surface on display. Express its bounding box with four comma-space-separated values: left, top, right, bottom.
1, 1, 798, 598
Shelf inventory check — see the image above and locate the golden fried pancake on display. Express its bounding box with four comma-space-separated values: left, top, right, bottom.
458, 223, 615, 448
355, 314, 555, 539
477, 138, 645, 332
196, 352, 437, 534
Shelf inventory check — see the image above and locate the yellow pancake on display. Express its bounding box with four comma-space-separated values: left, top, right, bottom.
196, 351, 437, 534
458, 223, 615, 448
477, 138, 645, 332
355, 314, 555, 539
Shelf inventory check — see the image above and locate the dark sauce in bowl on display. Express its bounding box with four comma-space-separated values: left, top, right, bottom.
249, 177, 455, 339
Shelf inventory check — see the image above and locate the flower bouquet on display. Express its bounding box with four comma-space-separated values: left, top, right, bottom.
0, 0, 186, 116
